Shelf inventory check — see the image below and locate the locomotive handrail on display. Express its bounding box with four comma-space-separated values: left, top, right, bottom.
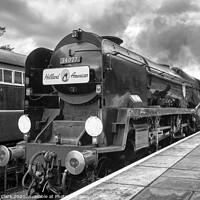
28, 91, 58, 102
147, 66, 189, 83
145, 58, 200, 89
147, 70, 191, 86
74, 49, 101, 52
147, 68, 200, 90
29, 92, 58, 97
34, 109, 60, 143
102, 39, 145, 65
111, 50, 145, 66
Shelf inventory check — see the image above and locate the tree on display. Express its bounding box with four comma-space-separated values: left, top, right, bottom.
0, 27, 6, 36
0, 26, 14, 51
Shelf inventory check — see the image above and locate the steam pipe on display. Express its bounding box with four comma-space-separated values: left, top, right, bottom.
61, 169, 69, 195
28, 150, 46, 181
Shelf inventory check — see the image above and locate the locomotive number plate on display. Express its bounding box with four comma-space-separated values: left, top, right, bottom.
60, 56, 81, 64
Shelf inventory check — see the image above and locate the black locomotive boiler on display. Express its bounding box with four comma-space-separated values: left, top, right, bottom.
1, 29, 200, 196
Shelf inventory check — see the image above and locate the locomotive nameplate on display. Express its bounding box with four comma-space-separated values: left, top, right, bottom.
43, 66, 89, 85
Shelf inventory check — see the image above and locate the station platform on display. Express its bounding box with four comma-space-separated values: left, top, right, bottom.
62, 131, 200, 200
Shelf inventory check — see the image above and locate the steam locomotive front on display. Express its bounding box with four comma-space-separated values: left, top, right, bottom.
42, 29, 104, 145
26, 30, 105, 194
0, 30, 106, 195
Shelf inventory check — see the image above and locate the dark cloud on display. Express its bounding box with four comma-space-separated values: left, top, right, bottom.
0, 0, 40, 37
25, 0, 146, 48
0, 0, 73, 49
137, 20, 189, 61
157, 0, 200, 15
1, 0, 200, 77
187, 26, 200, 61
133, 0, 200, 70
89, 0, 145, 36
0, 0, 146, 50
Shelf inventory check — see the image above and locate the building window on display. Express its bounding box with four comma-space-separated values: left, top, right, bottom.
14, 71, 22, 84
4, 70, 12, 83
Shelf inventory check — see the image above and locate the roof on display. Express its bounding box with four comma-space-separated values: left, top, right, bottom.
0, 49, 26, 67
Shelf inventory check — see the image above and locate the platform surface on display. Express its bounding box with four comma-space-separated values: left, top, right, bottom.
63, 131, 200, 200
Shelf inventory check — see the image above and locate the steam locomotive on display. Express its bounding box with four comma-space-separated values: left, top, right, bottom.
1, 29, 200, 196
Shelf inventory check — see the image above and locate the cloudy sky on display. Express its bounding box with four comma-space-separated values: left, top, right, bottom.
1, 0, 200, 78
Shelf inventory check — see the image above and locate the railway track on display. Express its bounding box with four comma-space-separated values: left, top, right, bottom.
0, 160, 24, 196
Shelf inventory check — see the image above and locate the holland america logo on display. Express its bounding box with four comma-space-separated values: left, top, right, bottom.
61, 69, 70, 82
